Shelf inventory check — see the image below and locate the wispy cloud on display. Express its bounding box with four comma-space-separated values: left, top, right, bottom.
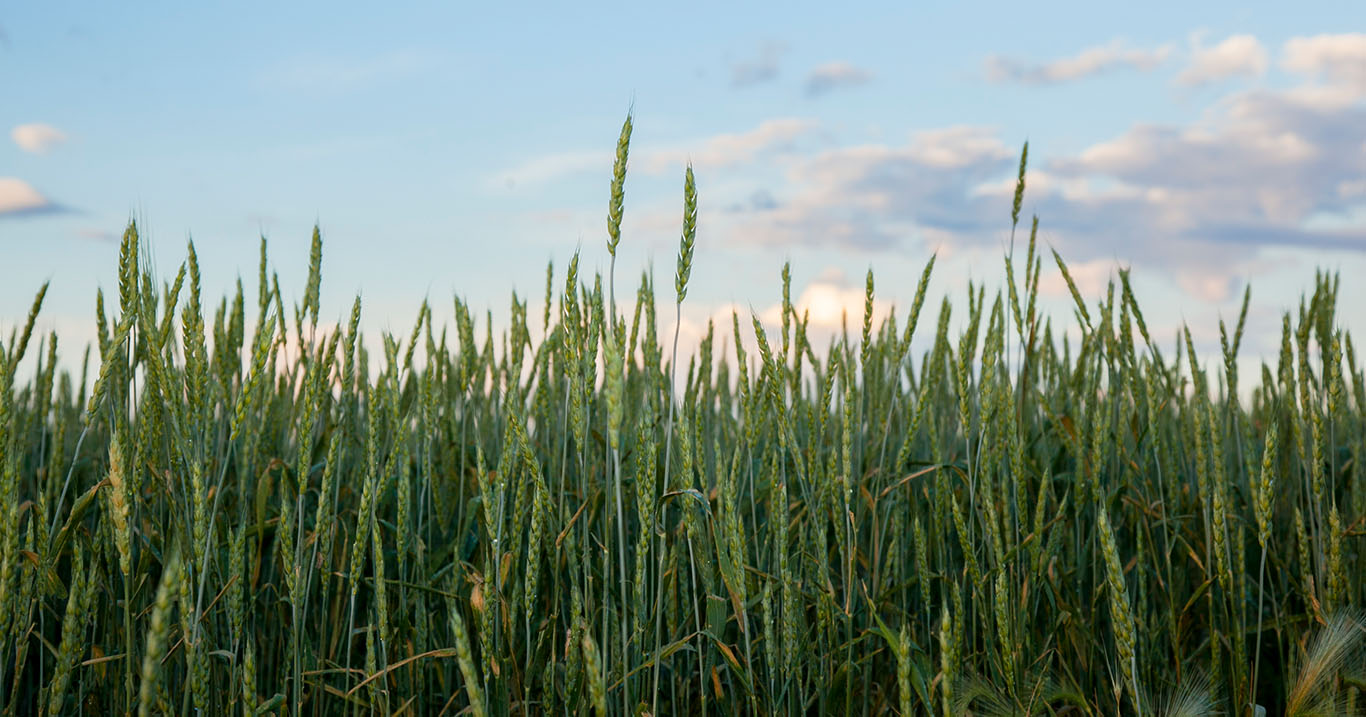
489, 150, 610, 189
986, 40, 1172, 85
11, 123, 67, 154
642, 118, 822, 173
1175, 34, 1268, 87
261, 49, 432, 93
730, 42, 785, 88
0, 178, 64, 218
76, 228, 119, 243
491, 118, 823, 188
805, 62, 873, 97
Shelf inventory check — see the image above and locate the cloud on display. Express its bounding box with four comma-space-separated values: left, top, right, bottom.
77, 228, 119, 243
494, 30, 1364, 311
489, 151, 610, 189
720, 51, 1366, 299
261, 49, 431, 93
0, 178, 63, 218
724, 126, 1014, 250
1175, 34, 1268, 87
1037, 258, 1119, 299
642, 118, 822, 173
905, 126, 1015, 168
1051, 96, 1359, 230
1340, 179, 1366, 199
986, 40, 1172, 85
11, 124, 67, 154
730, 42, 785, 88
725, 189, 780, 214
1282, 33, 1366, 99
769, 267, 895, 330
1018, 83, 1364, 290
492, 118, 822, 188
805, 62, 873, 97
970, 169, 1144, 204
1176, 272, 1240, 303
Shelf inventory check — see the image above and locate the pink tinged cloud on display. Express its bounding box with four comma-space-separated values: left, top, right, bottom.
11, 124, 67, 154
0, 178, 53, 215
1175, 35, 1268, 87
1282, 33, 1366, 96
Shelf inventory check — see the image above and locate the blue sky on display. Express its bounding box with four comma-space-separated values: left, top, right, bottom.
3, 2, 1365, 374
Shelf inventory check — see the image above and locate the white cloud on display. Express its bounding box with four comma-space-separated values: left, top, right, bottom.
489, 151, 610, 189
778, 267, 894, 330
495, 30, 1366, 314
492, 118, 823, 188
971, 170, 1143, 203
718, 49, 1366, 300
1282, 33, 1366, 99
986, 40, 1172, 85
905, 126, 1013, 169
0, 178, 55, 216
643, 118, 821, 173
11, 124, 67, 154
721, 125, 1014, 250
805, 62, 873, 97
1176, 34, 1268, 87
1016, 75, 1365, 285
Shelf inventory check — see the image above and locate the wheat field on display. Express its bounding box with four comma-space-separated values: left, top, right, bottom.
1, 115, 1364, 715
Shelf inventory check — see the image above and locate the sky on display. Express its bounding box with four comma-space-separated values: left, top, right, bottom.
2, 2, 1365, 380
